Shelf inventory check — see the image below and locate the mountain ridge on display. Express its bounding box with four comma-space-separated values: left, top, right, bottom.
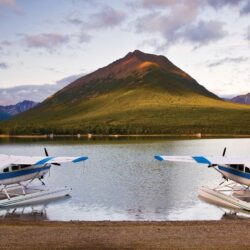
230, 93, 250, 105
0, 100, 38, 120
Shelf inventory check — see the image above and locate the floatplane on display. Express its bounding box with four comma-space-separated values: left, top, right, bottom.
155, 148, 250, 214
0, 148, 88, 208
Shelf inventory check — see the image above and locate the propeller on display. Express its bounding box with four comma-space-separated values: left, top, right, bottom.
208, 147, 227, 169
44, 148, 49, 157
44, 148, 61, 166
222, 147, 227, 157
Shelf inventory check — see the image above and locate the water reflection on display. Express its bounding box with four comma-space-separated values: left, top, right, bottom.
0, 138, 249, 221
0, 206, 48, 221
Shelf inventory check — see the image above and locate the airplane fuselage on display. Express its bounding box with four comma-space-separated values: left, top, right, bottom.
0, 164, 51, 186
217, 164, 250, 186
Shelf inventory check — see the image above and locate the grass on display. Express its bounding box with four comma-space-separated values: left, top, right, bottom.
2, 87, 250, 135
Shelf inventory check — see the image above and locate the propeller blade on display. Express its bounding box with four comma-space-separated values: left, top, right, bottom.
52, 163, 61, 166
222, 147, 227, 157
208, 164, 217, 168
44, 148, 49, 157
44, 148, 61, 166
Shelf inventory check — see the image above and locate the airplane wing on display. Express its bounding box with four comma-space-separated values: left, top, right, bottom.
47, 157, 88, 164
0, 155, 88, 166
154, 155, 250, 165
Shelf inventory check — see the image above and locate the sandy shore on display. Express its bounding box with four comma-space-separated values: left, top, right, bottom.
0, 220, 250, 249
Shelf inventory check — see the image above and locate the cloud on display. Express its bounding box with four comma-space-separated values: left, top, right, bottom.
241, 1, 250, 15
56, 73, 84, 86
87, 6, 126, 30
69, 6, 126, 30
0, 73, 84, 105
67, 6, 126, 44
68, 17, 83, 26
178, 20, 227, 46
207, 56, 249, 67
134, 0, 226, 48
140, 0, 176, 8
134, 0, 245, 10
1, 40, 11, 46
135, 0, 199, 39
78, 33, 92, 43
247, 26, 250, 40
205, 0, 245, 9
24, 33, 70, 50
0, 62, 8, 69
0, 0, 21, 13
0, 0, 16, 8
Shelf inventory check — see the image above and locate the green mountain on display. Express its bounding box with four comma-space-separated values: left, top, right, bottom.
2, 50, 250, 135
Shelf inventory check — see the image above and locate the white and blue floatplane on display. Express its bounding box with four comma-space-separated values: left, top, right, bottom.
0, 148, 88, 208
155, 148, 250, 214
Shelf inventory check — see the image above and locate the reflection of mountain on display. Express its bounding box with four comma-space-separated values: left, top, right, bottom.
0, 100, 38, 120
2, 50, 250, 134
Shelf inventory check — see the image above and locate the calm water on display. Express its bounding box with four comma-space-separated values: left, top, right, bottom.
0, 137, 249, 221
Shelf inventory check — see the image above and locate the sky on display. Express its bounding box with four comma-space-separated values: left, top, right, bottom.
0, 0, 249, 105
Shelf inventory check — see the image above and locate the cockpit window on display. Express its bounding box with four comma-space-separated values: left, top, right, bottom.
230, 165, 238, 169
229, 164, 244, 171
238, 165, 244, 171
3, 167, 9, 173
245, 167, 250, 173
20, 165, 31, 169
11, 165, 19, 171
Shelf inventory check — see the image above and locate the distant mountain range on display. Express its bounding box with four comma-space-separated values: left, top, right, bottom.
230, 93, 250, 105
0, 100, 38, 120
1, 50, 250, 135
0, 74, 84, 106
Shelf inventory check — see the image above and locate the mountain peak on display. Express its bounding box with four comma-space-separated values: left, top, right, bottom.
65, 50, 156, 89
126, 49, 146, 58
67, 50, 191, 91
54, 49, 218, 106
125, 49, 168, 63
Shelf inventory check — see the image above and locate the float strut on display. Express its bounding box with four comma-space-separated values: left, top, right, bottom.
3, 187, 10, 200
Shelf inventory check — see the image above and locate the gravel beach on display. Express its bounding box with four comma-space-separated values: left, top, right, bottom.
0, 220, 250, 249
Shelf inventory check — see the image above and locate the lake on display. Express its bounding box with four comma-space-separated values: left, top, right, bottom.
0, 137, 249, 221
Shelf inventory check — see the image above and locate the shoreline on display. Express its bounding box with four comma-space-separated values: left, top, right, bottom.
1, 133, 250, 139
0, 220, 250, 249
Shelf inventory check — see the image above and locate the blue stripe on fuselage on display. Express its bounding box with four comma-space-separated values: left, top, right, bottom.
218, 165, 250, 179
0, 166, 50, 180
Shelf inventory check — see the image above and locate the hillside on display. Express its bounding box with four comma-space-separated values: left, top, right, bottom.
230, 93, 250, 105
1, 50, 250, 135
0, 110, 10, 121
